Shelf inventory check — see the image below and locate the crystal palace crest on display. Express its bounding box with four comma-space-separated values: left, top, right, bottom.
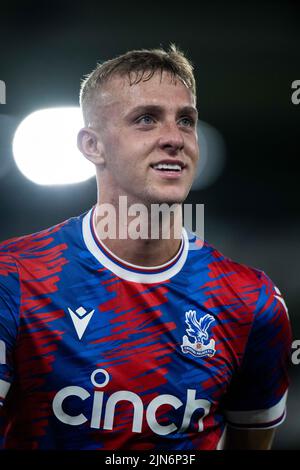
181, 310, 216, 358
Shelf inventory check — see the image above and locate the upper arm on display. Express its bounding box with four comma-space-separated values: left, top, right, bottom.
0, 253, 20, 408
222, 272, 292, 440
224, 427, 276, 450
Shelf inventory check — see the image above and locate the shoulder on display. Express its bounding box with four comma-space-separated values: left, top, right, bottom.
187, 232, 286, 318
188, 232, 266, 289
0, 211, 86, 262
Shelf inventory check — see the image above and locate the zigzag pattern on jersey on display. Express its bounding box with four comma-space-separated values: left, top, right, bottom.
1, 221, 69, 448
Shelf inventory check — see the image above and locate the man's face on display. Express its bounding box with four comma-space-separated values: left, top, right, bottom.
93, 71, 199, 206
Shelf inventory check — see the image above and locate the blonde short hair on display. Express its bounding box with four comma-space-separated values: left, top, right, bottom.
79, 44, 196, 126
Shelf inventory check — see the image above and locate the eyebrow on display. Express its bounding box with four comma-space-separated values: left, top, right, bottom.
125, 104, 198, 120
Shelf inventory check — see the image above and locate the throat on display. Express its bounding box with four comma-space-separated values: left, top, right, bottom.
99, 237, 182, 268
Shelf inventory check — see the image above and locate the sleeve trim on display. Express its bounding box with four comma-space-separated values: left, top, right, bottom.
0, 378, 11, 400
224, 390, 287, 428
226, 410, 286, 430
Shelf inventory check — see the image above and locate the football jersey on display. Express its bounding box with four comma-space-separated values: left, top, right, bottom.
0, 207, 292, 450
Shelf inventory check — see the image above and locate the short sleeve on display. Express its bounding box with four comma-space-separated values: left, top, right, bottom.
0, 253, 20, 408
223, 272, 292, 429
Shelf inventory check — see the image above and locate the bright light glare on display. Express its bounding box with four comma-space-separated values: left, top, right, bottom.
192, 121, 226, 190
12, 107, 94, 185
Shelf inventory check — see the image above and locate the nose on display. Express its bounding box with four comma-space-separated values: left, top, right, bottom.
158, 121, 184, 154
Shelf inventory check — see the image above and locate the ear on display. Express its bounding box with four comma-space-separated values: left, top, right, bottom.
77, 127, 105, 165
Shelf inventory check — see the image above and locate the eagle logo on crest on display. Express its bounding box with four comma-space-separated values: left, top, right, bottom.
181, 310, 216, 358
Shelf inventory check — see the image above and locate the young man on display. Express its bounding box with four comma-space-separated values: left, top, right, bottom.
0, 46, 291, 450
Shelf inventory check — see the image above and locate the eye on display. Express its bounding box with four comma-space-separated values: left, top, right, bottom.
136, 115, 155, 125
179, 116, 195, 127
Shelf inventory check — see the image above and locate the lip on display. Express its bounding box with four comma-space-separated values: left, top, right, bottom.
150, 164, 186, 180
150, 159, 186, 170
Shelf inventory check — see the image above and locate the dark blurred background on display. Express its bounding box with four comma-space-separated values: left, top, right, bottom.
0, 0, 299, 449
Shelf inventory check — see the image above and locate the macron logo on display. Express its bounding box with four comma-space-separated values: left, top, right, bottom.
68, 306, 95, 340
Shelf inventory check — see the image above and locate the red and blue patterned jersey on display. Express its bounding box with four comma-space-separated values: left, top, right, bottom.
0, 207, 292, 449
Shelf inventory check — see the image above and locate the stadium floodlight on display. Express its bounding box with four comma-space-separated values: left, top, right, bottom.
12, 107, 95, 185
192, 121, 226, 190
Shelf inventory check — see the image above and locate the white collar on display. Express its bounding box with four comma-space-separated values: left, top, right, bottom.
82, 207, 188, 283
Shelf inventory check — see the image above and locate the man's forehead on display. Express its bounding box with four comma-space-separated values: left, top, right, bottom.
97, 71, 196, 110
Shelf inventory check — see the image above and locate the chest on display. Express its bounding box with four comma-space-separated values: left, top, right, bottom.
16, 276, 252, 402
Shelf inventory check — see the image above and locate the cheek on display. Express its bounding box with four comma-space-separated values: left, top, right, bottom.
189, 138, 200, 161
103, 129, 153, 171
103, 134, 129, 169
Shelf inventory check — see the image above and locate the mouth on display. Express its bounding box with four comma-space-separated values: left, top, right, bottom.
150, 160, 186, 178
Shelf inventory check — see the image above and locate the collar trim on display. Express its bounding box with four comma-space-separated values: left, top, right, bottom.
82, 207, 188, 283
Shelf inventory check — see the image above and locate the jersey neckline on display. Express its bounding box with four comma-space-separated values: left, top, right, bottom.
82, 206, 189, 283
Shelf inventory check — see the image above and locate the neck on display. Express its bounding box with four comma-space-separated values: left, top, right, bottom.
94, 196, 183, 267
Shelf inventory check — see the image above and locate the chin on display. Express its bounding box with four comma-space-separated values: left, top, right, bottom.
148, 191, 187, 206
